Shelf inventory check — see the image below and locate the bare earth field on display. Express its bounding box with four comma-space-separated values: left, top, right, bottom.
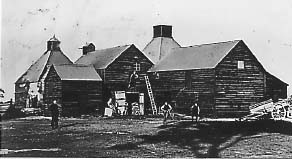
1, 116, 292, 158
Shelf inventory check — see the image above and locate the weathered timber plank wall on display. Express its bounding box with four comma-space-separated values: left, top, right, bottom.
148, 70, 185, 111
61, 80, 103, 116
99, 45, 153, 111
44, 67, 103, 116
104, 45, 153, 91
14, 84, 28, 109
149, 68, 215, 116
44, 67, 62, 107
91, 45, 153, 113
215, 41, 265, 116
265, 73, 287, 100
189, 69, 215, 115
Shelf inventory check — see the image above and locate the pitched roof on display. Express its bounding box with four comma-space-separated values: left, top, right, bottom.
52, 64, 102, 81
266, 71, 289, 86
143, 37, 181, 64
75, 44, 132, 69
15, 50, 73, 84
148, 40, 240, 72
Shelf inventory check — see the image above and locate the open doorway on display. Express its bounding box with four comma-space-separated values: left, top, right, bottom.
126, 92, 139, 115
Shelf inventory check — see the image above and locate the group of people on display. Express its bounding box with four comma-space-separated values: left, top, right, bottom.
49, 99, 200, 130
160, 101, 200, 123
106, 98, 131, 116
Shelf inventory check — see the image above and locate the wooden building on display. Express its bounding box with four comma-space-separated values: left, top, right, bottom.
44, 64, 102, 116
148, 40, 288, 117
14, 36, 72, 109
75, 44, 154, 113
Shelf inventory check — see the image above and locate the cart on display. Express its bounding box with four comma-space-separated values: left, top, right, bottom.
240, 98, 292, 121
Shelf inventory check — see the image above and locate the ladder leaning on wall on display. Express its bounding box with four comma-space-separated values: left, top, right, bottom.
144, 76, 157, 115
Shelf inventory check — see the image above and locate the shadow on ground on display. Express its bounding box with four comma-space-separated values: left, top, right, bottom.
109, 120, 292, 158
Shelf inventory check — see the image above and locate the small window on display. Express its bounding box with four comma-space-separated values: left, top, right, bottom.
134, 62, 140, 71
155, 72, 160, 79
238, 61, 244, 69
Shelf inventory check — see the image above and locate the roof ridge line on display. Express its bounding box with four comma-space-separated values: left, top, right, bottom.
90, 44, 132, 53
178, 39, 242, 49
213, 40, 241, 68
54, 63, 91, 67
15, 51, 50, 83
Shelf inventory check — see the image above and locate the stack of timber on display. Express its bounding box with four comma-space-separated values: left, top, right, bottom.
241, 98, 292, 121
249, 99, 273, 113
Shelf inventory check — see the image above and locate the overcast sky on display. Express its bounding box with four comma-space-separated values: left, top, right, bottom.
1, 0, 292, 101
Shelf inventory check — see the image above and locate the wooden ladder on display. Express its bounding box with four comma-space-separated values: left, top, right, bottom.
144, 76, 157, 115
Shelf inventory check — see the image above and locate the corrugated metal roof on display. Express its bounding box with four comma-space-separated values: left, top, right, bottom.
143, 37, 181, 64
53, 64, 102, 81
148, 40, 241, 72
15, 50, 73, 84
75, 44, 132, 69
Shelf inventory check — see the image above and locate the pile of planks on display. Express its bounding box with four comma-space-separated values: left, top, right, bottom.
241, 98, 292, 121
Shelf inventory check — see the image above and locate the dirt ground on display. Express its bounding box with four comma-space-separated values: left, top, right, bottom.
1, 116, 292, 158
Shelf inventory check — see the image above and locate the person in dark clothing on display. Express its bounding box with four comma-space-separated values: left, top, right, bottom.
191, 103, 200, 123
50, 100, 59, 129
161, 102, 172, 123
128, 71, 139, 88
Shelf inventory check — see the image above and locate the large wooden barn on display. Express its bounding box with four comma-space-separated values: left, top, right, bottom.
75, 44, 154, 113
147, 40, 288, 117
44, 64, 102, 116
14, 36, 72, 109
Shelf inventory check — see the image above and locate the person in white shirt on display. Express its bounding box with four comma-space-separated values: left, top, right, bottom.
161, 102, 172, 123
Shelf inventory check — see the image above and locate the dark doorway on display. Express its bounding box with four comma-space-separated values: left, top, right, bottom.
78, 94, 88, 114
272, 93, 279, 103
126, 92, 139, 115
102, 85, 112, 102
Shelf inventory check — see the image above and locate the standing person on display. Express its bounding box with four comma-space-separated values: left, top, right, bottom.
50, 100, 59, 129
191, 102, 200, 123
128, 71, 139, 89
105, 97, 115, 117
161, 102, 172, 123
107, 98, 114, 109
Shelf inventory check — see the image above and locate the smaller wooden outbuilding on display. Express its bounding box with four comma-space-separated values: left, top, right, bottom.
44, 64, 103, 116
75, 44, 154, 113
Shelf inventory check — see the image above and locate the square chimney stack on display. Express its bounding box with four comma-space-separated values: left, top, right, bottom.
153, 25, 172, 38
82, 43, 95, 55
